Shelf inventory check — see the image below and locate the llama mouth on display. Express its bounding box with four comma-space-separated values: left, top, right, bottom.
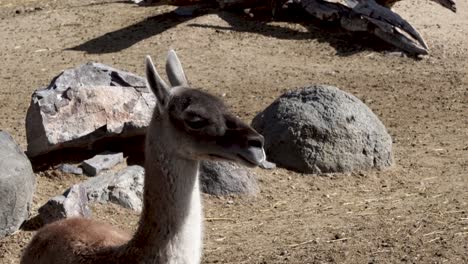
208, 146, 265, 167
236, 154, 258, 167
208, 153, 259, 167
236, 147, 265, 167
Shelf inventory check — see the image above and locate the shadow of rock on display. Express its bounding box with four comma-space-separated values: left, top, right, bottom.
69, 8, 207, 54
69, 5, 396, 56
191, 10, 395, 56
29, 135, 146, 172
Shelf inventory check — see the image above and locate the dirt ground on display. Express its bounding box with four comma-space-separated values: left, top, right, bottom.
0, 0, 467, 263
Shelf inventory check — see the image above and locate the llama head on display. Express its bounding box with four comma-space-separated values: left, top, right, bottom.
145, 50, 265, 167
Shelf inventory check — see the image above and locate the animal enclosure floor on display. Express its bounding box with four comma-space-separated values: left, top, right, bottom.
0, 0, 467, 263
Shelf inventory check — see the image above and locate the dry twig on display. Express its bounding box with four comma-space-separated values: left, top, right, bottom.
326, 237, 349, 243
288, 239, 316, 248
426, 237, 441, 243
205, 217, 236, 222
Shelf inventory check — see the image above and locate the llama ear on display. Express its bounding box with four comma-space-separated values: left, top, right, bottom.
166, 50, 188, 87
146, 55, 170, 107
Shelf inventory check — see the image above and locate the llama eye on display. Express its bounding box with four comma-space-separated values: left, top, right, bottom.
185, 117, 209, 130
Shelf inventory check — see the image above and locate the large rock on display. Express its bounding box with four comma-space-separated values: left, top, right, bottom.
38, 184, 91, 225
26, 62, 156, 157
252, 85, 393, 174
0, 131, 36, 237
200, 161, 259, 196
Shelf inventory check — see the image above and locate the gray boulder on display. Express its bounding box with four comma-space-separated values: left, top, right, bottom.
26, 62, 156, 157
252, 85, 393, 174
200, 161, 259, 196
38, 184, 91, 224
0, 131, 36, 237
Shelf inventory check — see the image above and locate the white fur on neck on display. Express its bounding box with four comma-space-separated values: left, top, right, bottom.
126, 116, 203, 264
163, 175, 202, 264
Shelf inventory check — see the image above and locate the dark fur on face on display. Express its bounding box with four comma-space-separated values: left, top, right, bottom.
167, 88, 263, 150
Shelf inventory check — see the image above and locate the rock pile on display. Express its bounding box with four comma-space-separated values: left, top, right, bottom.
39, 162, 258, 221
3, 64, 395, 231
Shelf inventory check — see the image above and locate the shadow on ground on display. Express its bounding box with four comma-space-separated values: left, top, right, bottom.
70, 6, 395, 56
69, 9, 195, 54
29, 136, 146, 172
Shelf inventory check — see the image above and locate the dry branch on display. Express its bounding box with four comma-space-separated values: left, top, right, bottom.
134, 0, 456, 55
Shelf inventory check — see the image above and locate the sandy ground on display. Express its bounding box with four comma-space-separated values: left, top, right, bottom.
0, 0, 467, 263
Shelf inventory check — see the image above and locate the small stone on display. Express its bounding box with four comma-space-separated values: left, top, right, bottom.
38, 185, 91, 224
386, 51, 407, 58
57, 163, 83, 175
82, 152, 124, 176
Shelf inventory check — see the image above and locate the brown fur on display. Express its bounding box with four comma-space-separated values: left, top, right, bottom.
21, 218, 131, 263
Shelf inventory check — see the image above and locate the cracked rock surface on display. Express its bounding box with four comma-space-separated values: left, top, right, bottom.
252, 85, 393, 174
38, 184, 91, 225
25, 62, 155, 157
81, 165, 144, 211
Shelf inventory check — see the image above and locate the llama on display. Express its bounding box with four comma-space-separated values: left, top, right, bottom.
21, 50, 266, 264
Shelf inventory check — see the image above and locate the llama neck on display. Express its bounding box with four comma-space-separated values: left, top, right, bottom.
124, 125, 203, 264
